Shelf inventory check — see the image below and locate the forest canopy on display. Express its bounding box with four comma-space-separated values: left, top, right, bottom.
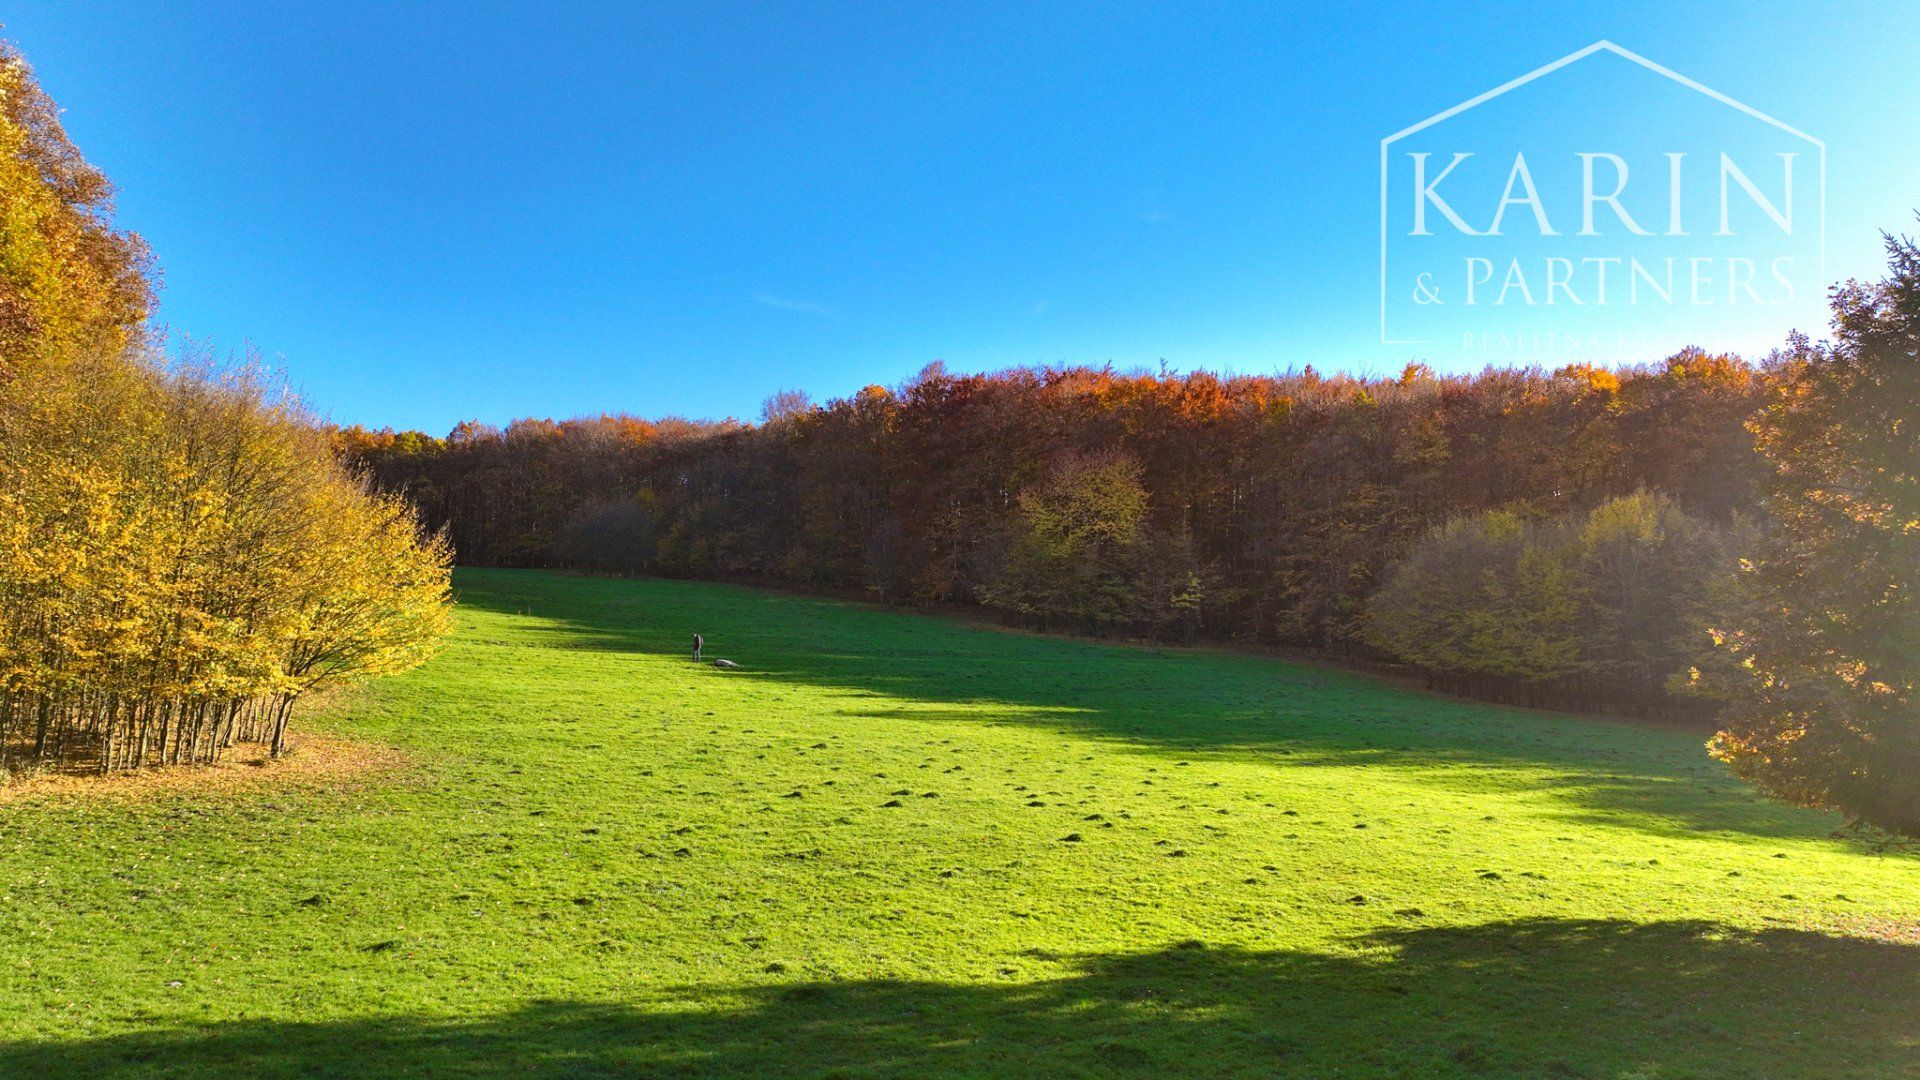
337, 350, 1770, 716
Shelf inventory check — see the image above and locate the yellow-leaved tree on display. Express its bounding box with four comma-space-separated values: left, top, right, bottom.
0, 39, 452, 776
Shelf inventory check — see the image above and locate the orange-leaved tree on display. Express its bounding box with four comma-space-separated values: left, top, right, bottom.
1710, 231, 1920, 834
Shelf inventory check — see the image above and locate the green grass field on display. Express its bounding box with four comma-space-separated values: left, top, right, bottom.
2, 569, 1916, 1077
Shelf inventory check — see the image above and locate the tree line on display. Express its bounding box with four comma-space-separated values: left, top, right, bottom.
0, 40, 452, 777
337, 350, 1770, 706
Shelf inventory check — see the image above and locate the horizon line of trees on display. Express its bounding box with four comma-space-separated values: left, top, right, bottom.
337, 348, 1772, 717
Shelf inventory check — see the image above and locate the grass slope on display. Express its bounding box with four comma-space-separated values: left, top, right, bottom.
2, 569, 1916, 1077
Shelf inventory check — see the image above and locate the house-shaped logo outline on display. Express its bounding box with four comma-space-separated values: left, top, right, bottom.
1378, 40, 1827, 345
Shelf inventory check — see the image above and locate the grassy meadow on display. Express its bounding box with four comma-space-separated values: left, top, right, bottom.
1, 568, 1915, 1077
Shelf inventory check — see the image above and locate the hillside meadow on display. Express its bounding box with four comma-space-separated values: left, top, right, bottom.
1, 569, 1915, 1077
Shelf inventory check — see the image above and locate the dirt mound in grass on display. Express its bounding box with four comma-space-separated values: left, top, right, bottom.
0, 733, 410, 806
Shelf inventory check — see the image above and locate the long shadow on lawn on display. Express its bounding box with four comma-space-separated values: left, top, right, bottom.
450, 572, 1848, 842
9, 919, 1916, 1078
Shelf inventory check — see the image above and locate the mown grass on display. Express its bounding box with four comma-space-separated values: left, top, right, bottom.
2, 569, 1915, 1077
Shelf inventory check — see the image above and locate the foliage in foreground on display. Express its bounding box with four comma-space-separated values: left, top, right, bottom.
0, 352, 454, 774
0, 41, 152, 374
0, 39, 452, 776
1710, 232, 1920, 835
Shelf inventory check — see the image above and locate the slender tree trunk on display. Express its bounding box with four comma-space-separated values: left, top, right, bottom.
269, 695, 296, 759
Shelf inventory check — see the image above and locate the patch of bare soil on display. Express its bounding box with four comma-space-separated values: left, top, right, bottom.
1822, 916, 1920, 946
0, 733, 410, 806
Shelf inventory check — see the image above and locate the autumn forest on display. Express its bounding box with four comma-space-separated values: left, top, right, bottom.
338, 355, 1752, 704
3, 13, 1920, 1077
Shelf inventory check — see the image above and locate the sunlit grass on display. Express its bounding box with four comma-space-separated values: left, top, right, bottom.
1, 569, 1914, 1077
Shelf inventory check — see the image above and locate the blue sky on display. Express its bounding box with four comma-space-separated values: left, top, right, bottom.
11, 2, 1919, 432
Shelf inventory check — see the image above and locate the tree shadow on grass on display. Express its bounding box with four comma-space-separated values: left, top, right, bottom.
9, 919, 1917, 1078
447, 571, 1853, 843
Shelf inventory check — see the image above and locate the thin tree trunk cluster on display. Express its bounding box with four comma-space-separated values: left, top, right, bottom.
1, 353, 453, 786
0, 689, 300, 777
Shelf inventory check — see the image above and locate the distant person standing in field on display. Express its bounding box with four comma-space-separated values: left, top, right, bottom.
692, 633, 704, 661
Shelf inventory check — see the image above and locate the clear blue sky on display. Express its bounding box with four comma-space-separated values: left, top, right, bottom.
11, 1, 1919, 432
